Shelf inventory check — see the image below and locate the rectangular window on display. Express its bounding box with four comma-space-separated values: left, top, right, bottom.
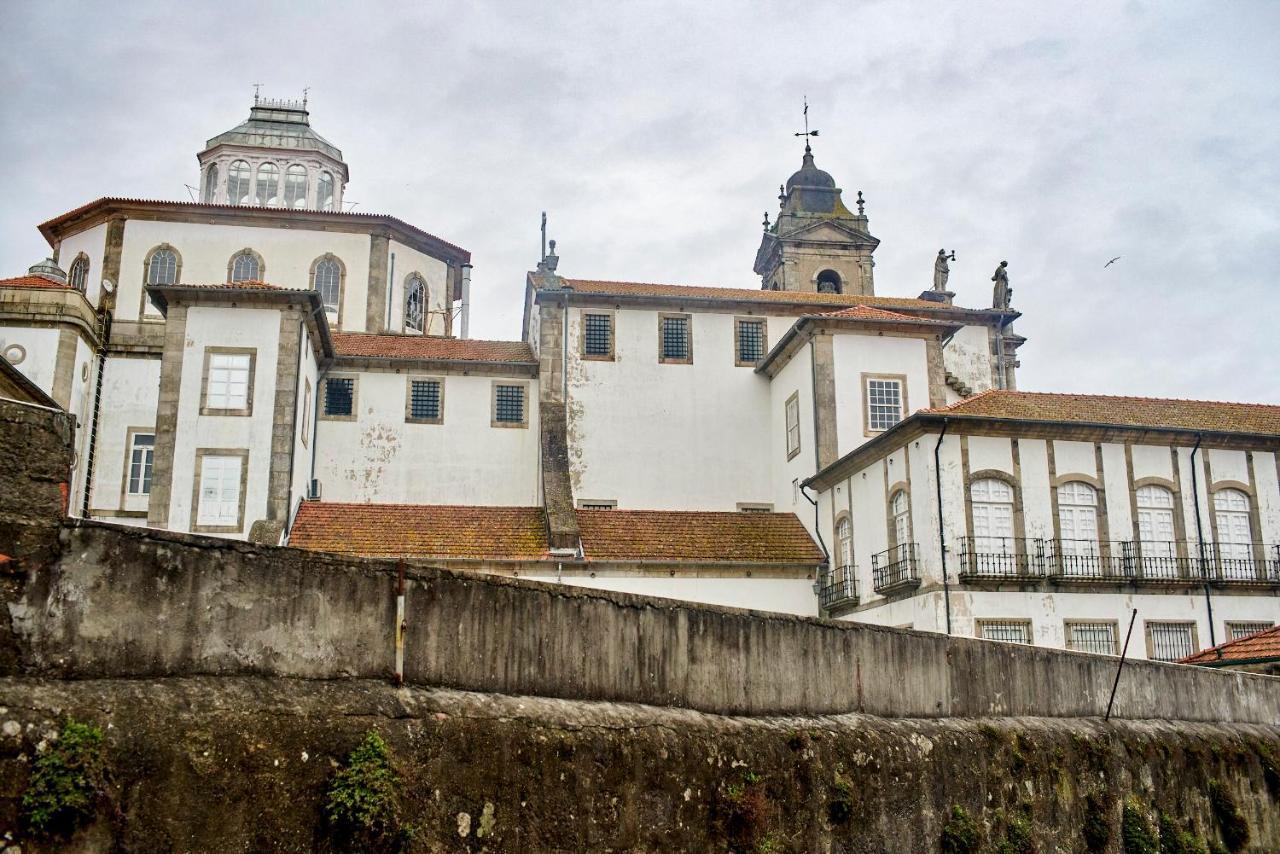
1065, 621, 1118, 656
323, 377, 355, 419
577, 499, 617, 510
493, 383, 527, 427
201, 350, 254, 415
127, 433, 155, 495
976, 619, 1032, 645
659, 314, 692, 363
865, 376, 904, 432
582, 312, 614, 359
1226, 621, 1273, 641
195, 454, 243, 528
735, 318, 766, 366
407, 378, 443, 423
1146, 621, 1197, 662
785, 391, 801, 460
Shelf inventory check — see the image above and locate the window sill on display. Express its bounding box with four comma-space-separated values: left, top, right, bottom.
491, 420, 529, 429
200, 407, 253, 417
405, 417, 444, 425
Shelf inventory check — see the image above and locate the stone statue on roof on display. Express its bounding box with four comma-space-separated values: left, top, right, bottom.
933, 249, 955, 292
991, 260, 1011, 309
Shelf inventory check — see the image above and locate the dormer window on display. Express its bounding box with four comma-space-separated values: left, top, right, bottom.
255, 163, 279, 206
816, 269, 842, 294
284, 165, 308, 209
318, 172, 335, 211
228, 160, 252, 205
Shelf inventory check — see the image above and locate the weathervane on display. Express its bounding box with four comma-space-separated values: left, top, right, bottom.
302, 87, 310, 109
540, 211, 548, 261
253, 83, 263, 105
794, 96, 819, 152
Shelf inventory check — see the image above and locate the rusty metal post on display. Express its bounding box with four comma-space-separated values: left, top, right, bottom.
394, 558, 406, 686
1104, 609, 1138, 722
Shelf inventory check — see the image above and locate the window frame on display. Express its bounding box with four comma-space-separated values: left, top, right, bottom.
862, 373, 908, 435
190, 448, 250, 534
404, 273, 427, 334
576, 499, 618, 510
320, 374, 359, 422
227, 248, 265, 283
579, 310, 615, 361
491, 380, 529, 429
834, 512, 853, 570
227, 159, 252, 205
1063, 619, 1120, 656
889, 487, 913, 552
255, 162, 280, 206
784, 390, 801, 460
1225, 621, 1273, 641
734, 316, 767, 367
318, 171, 335, 211
1144, 620, 1199, 662
309, 254, 345, 327
975, 618, 1034, 645
284, 163, 309, 209
203, 163, 219, 203
68, 253, 90, 293
121, 427, 156, 500
198, 347, 256, 417
404, 375, 445, 425
738, 502, 775, 513
300, 378, 311, 448
657, 312, 693, 364
141, 243, 182, 320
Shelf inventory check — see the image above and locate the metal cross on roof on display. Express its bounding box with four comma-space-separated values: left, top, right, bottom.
794, 96, 819, 152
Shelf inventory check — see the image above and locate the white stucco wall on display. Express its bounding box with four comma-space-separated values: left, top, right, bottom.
941, 324, 994, 394
287, 325, 320, 526
387, 240, 450, 336
87, 356, 161, 516
770, 332, 815, 517
65, 336, 96, 514
0, 326, 59, 394
313, 369, 540, 506
831, 332, 929, 457
56, 222, 108, 307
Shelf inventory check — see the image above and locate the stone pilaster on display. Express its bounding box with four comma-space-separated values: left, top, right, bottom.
101, 217, 127, 311
49, 327, 81, 409
536, 298, 579, 551
811, 333, 839, 470
249, 307, 303, 545
365, 231, 389, 333
147, 304, 188, 528
925, 336, 948, 408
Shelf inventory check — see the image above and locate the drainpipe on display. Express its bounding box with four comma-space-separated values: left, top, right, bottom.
1189, 434, 1217, 649
460, 263, 472, 339
385, 251, 395, 333
800, 483, 829, 606
934, 417, 952, 635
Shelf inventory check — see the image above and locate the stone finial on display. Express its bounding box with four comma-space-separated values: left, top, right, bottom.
544, 239, 559, 274
856, 191, 865, 216
778, 184, 786, 208
762, 212, 770, 230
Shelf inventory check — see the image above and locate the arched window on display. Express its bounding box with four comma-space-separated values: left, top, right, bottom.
404, 275, 425, 333
204, 163, 219, 203
284, 165, 308, 209
311, 255, 342, 319
229, 250, 261, 283
227, 160, 252, 205
836, 517, 852, 570
146, 247, 178, 286
890, 490, 911, 550
68, 255, 89, 292
1057, 481, 1099, 557
816, 269, 842, 294
1214, 489, 1254, 563
971, 478, 1014, 550
1136, 485, 1177, 570
318, 171, 335, 211
255, 163, 279, 206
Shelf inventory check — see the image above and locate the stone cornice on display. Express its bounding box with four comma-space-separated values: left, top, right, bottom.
331, 354, 538, 379
146, 285, 334, 362
0, 286, 100, 345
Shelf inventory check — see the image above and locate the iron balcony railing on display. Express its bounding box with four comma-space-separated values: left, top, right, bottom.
871, 543, 920, 594
1043, 539, 1136, 581
819, 564, 859, 611
1204, 542, 1280, 584
957, 536, 1044, 579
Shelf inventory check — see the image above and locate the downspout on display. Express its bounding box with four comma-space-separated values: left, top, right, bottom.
460, 263, 472, 339
800, 483, 829, 607
934, 417, 952, 635
1189, 434, 1217, 650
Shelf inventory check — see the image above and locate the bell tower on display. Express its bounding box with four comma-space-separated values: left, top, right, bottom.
753, 142, 879, 295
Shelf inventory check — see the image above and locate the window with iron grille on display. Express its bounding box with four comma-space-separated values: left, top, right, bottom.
660, 315, 691, 362
1065, 622, 1117, 655
583, 313, 613, 358
736, 319, 765, 365
494, 384, 525, 425
577, 500, 617, 510
325, 377, 355, 417
1226, 621, 1273, 641
1147, 622, 1196, 662
408, 379, 441, 422
865, 377, 904, 431
977, 620, 1032, 645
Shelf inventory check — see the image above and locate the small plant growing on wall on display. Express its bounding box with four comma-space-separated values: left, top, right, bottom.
23, 717, 110, 837
326, 731, 406, 851
1121, 798, 1157, 854
1205, 780, 1249, 853
940, 804, 980, 854
1083, 792, 1113, 852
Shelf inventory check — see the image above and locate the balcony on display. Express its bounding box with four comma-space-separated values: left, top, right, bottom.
1204, 542, 1280, 586
957, 537, 1044, 580
1043, 539, 1136, 582
871, 543, 921, 595
819, 564, 859, 612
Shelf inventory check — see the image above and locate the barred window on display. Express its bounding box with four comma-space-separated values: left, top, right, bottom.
408, 379, 441, 422
1227, 621, 1272, 641
325, 377, 355, 417
1147, 622, 1195, 662
578, 501, 617, 510
736, 319, 766, 364
583, 313, 613, 357
494, 384, 525, 425
866, 378, 903, 431
977, 620, 1032, 644
660, 315, 690, 362
1066, 622, 1117, 656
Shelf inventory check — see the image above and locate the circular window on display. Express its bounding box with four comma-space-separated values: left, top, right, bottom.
81, 362, 90, 381
3, 344, 25, 365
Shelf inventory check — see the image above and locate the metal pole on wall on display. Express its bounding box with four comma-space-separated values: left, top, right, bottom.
394, 558, 406, 686
1104, 609, 1138, 722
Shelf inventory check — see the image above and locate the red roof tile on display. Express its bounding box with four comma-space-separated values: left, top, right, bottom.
331, 332, 535, 363
818, 305, 955, 325
290, 503, 549, 560
930, 390, 1280, 436
1181, 625, 1280, 665
575, 509, 822, 564
162, 280, 290, 291
0, 275, 72, 290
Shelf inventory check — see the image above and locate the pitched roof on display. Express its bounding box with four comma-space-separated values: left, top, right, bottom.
1181, 625, 1280, 665
331, 332, 536, 363
817, 305, 956, 326
0, 275, 72, 290
289, 503, 823, 566
163, 280, 289, 291
930, 390, 1280, 436
576, 509, 822, 563
289, 503, 550, 560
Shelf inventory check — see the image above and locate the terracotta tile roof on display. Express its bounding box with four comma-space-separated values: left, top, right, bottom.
331, 332, 536, 363
818, 305, 955, 325
552, 277, 986, 313
1181, 625, 1280, 665
0, 275, 72, 290
576, 509, 823, 564
162, 280, 290, 291
289, 502, 550, 560
930, 390, 1280, 436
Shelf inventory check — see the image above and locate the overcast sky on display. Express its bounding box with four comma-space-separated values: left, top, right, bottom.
3, 1, 1277, 402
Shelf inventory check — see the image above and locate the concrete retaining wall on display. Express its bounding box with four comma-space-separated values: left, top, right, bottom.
9, 520, 1280, 723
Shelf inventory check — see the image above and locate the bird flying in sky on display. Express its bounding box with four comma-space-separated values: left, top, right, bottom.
1104, 256, 1121, 268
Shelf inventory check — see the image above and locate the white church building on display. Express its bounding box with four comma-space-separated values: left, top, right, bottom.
1, 96, 1275, 662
